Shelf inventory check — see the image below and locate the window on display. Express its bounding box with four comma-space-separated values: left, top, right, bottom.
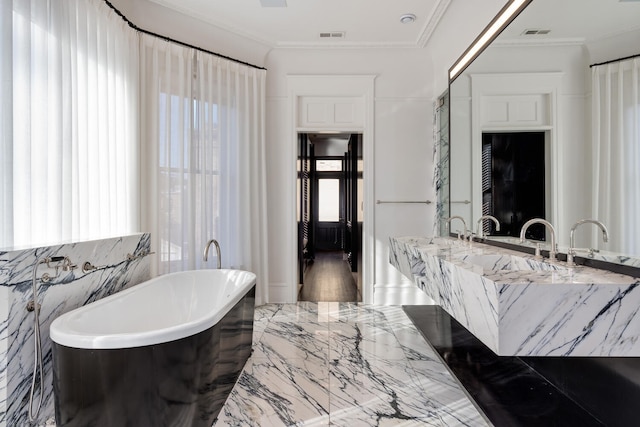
316, 159, 342, 171
141, 37, 267, 275
1, 0, 138, 249
318, 179, 340, 222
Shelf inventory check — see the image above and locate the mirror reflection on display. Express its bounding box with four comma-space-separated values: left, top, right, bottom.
448, 0, 640, 264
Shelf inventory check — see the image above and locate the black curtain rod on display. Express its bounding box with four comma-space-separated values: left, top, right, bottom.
102, 0, 266, 71
590, 52, 640, 68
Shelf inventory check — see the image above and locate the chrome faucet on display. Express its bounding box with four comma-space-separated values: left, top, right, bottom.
203, 239, 221, 269
567, 219, 609, 266
476, 215, 501, 239
444, 216, 468, 241
519, 218, 557, 261
61, 256, 77, 272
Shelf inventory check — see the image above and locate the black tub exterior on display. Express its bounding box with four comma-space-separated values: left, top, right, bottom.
52, 285, 255, 427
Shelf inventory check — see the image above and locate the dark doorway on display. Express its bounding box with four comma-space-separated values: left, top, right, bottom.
297, 133, 363, 302
482, 132, 546, 240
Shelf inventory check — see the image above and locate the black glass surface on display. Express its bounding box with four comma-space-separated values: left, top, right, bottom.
403, 305, 605, 427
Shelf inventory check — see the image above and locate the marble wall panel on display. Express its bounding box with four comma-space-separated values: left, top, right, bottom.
0, 233, 151, 426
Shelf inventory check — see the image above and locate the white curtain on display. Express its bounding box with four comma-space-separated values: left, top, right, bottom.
592, 58, 640, 255
0, 0, 139, 248
140, 34, 269, 304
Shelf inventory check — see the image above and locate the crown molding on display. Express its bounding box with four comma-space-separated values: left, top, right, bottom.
417, 0, 452, 47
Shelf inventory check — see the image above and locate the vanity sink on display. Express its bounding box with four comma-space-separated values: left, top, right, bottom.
455, 253, 566, 272
430, 236, 467, 247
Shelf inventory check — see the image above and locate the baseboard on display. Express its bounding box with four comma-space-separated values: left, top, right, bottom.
268, 283, 294, 303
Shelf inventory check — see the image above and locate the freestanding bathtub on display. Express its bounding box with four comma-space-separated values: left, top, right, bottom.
49, 269, 256, 427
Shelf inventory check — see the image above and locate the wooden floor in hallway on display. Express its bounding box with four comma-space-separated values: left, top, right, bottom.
299, 251, 359, 302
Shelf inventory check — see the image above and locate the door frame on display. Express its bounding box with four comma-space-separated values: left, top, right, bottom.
288, 75, 375, 304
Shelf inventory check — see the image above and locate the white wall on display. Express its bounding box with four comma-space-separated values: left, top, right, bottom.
265, 48, 437, 304
106, 0, 511, 303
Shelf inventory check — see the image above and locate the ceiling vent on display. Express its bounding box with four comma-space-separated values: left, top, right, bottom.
319, 32, 346, 39
521, 29, 551, 36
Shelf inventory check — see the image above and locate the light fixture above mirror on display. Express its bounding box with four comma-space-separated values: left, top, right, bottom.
448, 0, 532, 81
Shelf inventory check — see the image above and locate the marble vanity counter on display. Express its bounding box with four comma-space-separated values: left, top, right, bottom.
390, 236, 640, 357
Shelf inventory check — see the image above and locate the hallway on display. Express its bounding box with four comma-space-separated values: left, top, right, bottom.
299, 251, 359, 302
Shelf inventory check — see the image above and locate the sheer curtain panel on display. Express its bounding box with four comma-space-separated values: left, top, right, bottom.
0, 0, 139, 249
140, 35, 269, 304
592, 58, 640, 255
1, 1, 12, 246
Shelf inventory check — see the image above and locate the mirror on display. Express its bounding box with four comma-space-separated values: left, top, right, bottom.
447, 0, 640, 265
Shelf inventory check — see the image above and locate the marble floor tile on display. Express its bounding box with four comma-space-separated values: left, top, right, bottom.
392, 324, 443, 361
254, 303, 284, 321
252, 321, 331, 362
329, 322, 408, 361
332, 303, 392, 325
253, 318, 269, 343
269, 302, 325, 323
215, 357, 331, 427
216, 304, 488, 427
329, 356, 431, 418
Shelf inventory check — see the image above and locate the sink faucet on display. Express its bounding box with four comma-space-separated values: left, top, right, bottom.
519, 218, 557, 261
568, 219, 609, 266
444, 216, 468, 242
476, 215, 501, 239
203, 239, 221, 269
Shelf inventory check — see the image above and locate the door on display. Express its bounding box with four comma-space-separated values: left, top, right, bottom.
314, 158, 344, 251
482, 132, 546, 239
297, 134, 314, 284
344, 134, 360, 272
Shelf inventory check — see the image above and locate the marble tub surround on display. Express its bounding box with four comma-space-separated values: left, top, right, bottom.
215, 303, 490, 426
0, 233, 151, 426
390, 236, 640, 357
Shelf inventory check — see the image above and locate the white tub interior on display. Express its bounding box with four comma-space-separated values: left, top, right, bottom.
50, 269, 256, 349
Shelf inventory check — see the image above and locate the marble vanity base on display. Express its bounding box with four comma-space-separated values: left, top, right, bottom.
404, 305, 604, 426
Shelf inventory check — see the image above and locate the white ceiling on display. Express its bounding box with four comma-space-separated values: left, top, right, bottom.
147, 0, 450, 48
498, 0, 640, 44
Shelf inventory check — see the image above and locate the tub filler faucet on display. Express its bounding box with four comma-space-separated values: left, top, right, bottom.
568, 219, 609, 266
203, 239, 221, 269
520, 218, 557, 261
